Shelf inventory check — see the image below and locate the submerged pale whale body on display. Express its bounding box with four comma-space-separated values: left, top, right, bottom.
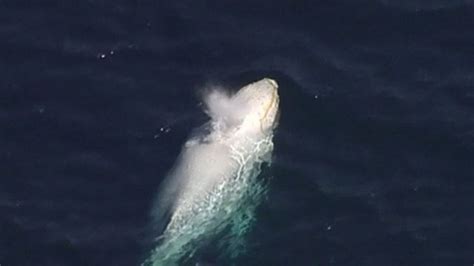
143, 78, 280, 266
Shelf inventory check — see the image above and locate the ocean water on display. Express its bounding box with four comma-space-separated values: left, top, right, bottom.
1, 0, 473, 265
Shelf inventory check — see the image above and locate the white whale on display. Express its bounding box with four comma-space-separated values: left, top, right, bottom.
143, 78, 280, 266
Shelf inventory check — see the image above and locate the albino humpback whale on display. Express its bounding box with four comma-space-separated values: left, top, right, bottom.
143, 78, 280, 266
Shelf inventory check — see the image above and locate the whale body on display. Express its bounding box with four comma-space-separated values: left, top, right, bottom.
143, 78, 280, 266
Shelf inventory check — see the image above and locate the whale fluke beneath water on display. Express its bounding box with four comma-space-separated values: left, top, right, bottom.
143, 78, 280, 266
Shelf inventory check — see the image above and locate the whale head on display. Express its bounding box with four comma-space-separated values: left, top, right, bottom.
203, 78, 279, 137
233, 78, 280, 134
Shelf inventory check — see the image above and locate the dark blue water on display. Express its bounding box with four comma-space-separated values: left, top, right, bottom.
1, 1, 473, 265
